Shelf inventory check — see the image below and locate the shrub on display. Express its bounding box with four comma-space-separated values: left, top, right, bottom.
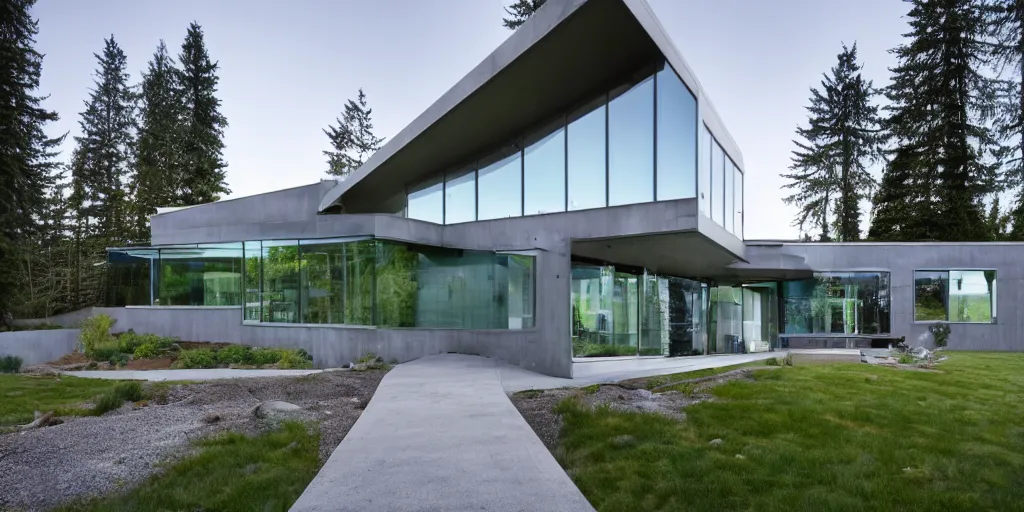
783, 353, 794, 366
357, 352, 381, 364
92, 381, 145, 415
174, 349, 218, 369
133, 342, 163, 359
80, 314, 116, 358
249, 347, 285, 366
278, 350, 313, 369
216, 344, 251, 365
929, 323, 951, 348
0, 355, 23, 373
897, 353, 915, 365
765, 357, 781, 366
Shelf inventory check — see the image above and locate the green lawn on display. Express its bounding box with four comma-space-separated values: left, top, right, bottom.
59, 421, 320, 512
555, 352, 1024, 512
0, 374, 125, 426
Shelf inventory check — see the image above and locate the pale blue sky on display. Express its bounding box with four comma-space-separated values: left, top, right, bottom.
32, 0, 909, 239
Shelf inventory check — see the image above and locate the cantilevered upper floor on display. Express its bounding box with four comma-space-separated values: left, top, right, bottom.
317, 0, 747, 257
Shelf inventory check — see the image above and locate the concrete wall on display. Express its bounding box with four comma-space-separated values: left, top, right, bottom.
762, 242, 1024, 352
0, 330, 80, 366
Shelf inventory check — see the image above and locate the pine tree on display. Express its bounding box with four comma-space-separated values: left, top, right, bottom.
982, 0, 1024, 238
70, 36, 136, 246
781, 44, 881, 241
871, 0, 996, 241
133, 41, 182, 242
868, 148, 926, 240
324, 89, 384, 179
0, 0, 66, 326
177, 22, 229, 204
984, 195, 1010, 239
503, 0, 546, 30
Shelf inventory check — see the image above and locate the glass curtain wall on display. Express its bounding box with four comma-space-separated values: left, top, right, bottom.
408, 59, 702, 221
571, 262, 709, 358
156, 244, 243, 307
106, 249, 157, 306
782, 272, 891, 334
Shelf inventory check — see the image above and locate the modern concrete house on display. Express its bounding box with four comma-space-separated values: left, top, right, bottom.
100, 0, 1019, 378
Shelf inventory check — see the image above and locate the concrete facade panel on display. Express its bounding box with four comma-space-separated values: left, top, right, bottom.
0, 330, 81, 366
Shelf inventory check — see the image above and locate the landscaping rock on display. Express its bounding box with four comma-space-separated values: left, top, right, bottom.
20, 411, 62, 430
709, 438, 723, 446
251, 400, 302, 419
202, 412, 221, 424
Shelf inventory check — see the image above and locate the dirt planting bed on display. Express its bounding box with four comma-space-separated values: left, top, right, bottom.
0, 369, 387, 511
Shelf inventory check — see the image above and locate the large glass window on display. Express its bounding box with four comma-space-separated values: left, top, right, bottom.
106, 249, 156, 306
243, 241, 261, 321
407, 176, 443, 224
567, 96, 607, 211
523, 119, 566, 216
724, 159, 735, 233
734, 165, 744, 238
506, 254, 535, 329
656, 64, 697, 201
608, 75, 654, 206
699, 125, 711, 216
156, 244, 243, 307
711, 140, 725, 225
444, 166, 476, 224
915, 270, 996, 323
477, 144, 522, 220
782, 272, 891, 334
260, 241, 300, 323
299, 238, 375, 325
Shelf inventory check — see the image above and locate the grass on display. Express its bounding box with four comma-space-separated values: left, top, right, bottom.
59, 421, 321, 512
624, 360, 767, 391
554, 352, 1024, 512
0, 374, 125, 426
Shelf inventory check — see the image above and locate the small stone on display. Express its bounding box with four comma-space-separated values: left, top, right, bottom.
251, 400, 302, 419
735, 454, 746, 459
202, 413, 221, 424
242, 463, 263, 475
709, 438, 723, 446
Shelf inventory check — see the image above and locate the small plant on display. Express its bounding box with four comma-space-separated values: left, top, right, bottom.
249, 347, 285, 366
216, 344, 251, 365
0, 355, 24, 373
174, 349, 218, 369
765, 357, 781, 366
133, 342, 163, 359
580, 384, 601, 394
109, 353, 129, 368
92, 381, 145, 415
897, 353, 915, 365
929, 323, 951, 348
80, 314, 116, 358
783, 353, 794, 366
357, 352, 381, 364
278, 350, 313, 369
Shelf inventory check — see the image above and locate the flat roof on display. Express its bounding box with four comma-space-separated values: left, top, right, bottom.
319, 0, 744, 213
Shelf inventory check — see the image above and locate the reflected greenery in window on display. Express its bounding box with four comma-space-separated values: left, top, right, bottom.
243, 242, 261, 321
608, 75, 654, 206
260, 241, 300, 323
157, 245, 243, 307
915, 270, 996, 323
656, 64, 697, 201
782, 272, 891, 334
299, 239, 375, 325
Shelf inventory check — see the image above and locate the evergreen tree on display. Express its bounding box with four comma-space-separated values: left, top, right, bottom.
177, 22, 228, 204
0, 0, 65, 325
324, 89, 384, 179
781, 44, 881, 241
870, 0, 996, 241
868, 148, 926, 240
984, 195, 1010, 239
70, 36, 136, 247
133, 40, 182, 242
982, 0, 1024, 238
503, 0, 546, 30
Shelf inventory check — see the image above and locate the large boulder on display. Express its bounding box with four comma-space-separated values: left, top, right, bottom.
251, 400, 302, 419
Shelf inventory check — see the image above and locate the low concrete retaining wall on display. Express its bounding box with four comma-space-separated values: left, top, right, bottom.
0, 329, 80, 366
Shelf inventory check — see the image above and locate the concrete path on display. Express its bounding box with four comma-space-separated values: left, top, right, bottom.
65, 368, 331, 381
289, 354, 594, 512
499, 351, 782, 392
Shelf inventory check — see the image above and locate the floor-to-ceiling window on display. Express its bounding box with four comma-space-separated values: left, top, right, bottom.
782, 272, 891, 334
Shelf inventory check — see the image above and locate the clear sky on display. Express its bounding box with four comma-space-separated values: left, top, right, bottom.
31, 0, 910, 240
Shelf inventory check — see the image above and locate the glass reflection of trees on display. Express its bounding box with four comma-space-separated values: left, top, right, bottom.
782, 272, 891, 335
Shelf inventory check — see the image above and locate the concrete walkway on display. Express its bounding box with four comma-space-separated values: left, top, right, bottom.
289, 354, 595, 512
499, 351, 782, 392
65, 368, 331, 381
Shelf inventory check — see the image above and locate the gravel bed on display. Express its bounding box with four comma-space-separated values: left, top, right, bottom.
0, 369, 386, 511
